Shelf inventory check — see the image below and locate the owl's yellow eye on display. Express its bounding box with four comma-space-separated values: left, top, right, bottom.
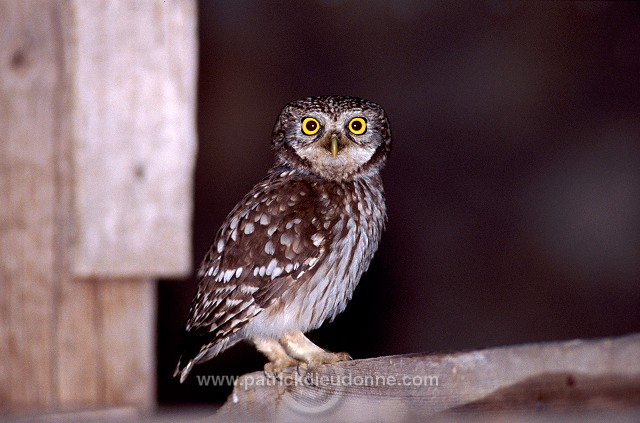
301, 117, 320, 135
348, 117, 367, 135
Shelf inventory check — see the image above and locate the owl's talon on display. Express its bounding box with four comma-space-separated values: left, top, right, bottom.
295, 362, 320, 386
263, 363, 280, 379
334, 352, 352, 362
296, 362, 307, 377
297, 350, 353, 376
264, 356, 298, 379
295, 362, 318, 385
304, 369, 318, 386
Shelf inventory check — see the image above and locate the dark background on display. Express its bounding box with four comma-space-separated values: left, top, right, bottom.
158, 1, 640, 406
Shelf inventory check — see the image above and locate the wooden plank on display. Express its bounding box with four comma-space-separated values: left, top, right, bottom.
1, 0, 196, 412
39, 2, 104, 409
70, 0, 197, 278
215, 334, 640, 421
54, 0, 188, 408
100, 280, 156, 407
56, 278, 157, 409
0, 0, 63, 410
54, 279, 102, 408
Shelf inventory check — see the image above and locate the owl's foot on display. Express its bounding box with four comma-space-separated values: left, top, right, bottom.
253, 337, 298, 379
295, 351, 352, 383
254, 332, 352, 380
279, 331, 352, 382
264, 357, 299, 379
297, 351, 352, 371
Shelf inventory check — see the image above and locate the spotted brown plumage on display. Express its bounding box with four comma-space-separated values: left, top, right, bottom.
175, 96, 391, 382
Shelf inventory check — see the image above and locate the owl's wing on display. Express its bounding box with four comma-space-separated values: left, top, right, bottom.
177, 171, 337, 371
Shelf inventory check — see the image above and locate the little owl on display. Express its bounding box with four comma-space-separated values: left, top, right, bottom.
175, 96, 391, 382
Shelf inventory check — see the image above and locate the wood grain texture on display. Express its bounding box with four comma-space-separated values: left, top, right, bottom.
0, 0, 62, 408
0, 0, 196, 412
70, 0, 197, 278
215, 334, 640, 421
100, 280, 156, 407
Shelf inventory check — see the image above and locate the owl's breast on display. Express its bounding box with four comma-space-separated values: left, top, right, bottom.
242, 172, 386, 337
292, 175, 386, 330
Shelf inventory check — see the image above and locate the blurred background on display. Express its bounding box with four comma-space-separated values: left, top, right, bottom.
158, 0, 640, 406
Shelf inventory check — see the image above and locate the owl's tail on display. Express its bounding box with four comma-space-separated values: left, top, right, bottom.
173, 331, 235, 383
173, 355, 196, 384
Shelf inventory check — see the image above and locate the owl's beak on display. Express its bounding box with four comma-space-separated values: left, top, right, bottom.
330, 134, 339, 158
321, 133, 347, 158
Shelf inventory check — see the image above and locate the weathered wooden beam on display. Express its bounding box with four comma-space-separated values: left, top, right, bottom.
0, 0, 62, 408
99, 280, 156, 406
0, 0, 197, 412
215, 334, 640, 421
70, 0, 197, 278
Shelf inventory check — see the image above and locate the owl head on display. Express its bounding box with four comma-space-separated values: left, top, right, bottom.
272, 96, 391, 182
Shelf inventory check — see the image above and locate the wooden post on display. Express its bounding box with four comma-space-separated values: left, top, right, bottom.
0, 0, 197, 412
